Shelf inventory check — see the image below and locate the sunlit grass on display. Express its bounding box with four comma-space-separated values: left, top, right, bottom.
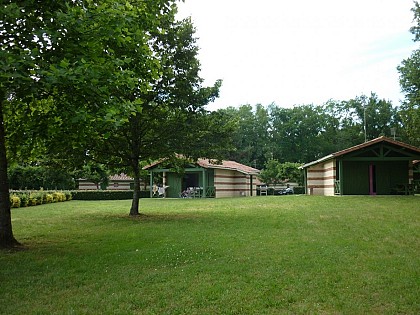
1, 196, 419, 314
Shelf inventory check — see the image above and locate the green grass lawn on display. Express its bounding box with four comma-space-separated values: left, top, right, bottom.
1, 196, 419, 314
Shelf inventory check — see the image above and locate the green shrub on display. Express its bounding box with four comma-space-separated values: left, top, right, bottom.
72, 190, 136, 200
53, 192, 66, 202
8, 165, 76, 190
28, 197, 37, 206
293, 186, 305, 194
10, 190, 72, 207
34, 193, 44, 205
17, 192, 29, 207
45, 193, 54, 203
42, 192, 48, 204
10, 195, 21, 208
64, 191, 73, 201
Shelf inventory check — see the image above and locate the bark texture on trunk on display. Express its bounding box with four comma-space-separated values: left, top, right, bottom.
129, 160, 141, 216
0, 99, 20, 248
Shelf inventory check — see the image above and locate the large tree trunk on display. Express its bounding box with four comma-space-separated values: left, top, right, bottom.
129, 159, 141, 216
0, 99, 20, 248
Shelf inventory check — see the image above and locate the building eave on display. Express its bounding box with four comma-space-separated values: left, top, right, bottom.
300, 154, 334, 169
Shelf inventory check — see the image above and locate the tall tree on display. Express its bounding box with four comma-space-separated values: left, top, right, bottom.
259, 160, 303, 186
269, 104, 332, 163
221, 104, 270, 169
398, 1, 420, 146
49, 14, 230, 216
323, 99, 364, 149
338, 93, 397, 142
1, 1, 68, 248
1, 0, 176, 247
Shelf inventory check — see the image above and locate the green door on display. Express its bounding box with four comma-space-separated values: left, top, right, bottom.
166, 173, 182, 198
342, 161, 369, 195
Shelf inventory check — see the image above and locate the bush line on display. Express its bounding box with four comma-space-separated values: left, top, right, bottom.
71, 190, 150, 200
10, 190, 73, 208
9, 190, 152, 207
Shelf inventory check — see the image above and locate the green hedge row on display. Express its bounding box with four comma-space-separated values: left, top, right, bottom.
8, 165, 76, 190
10, 190, 73, 208
293, 186, 305, 194
71, 190, 150, 200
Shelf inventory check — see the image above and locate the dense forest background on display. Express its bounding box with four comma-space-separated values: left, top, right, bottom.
220, 92, 414, 170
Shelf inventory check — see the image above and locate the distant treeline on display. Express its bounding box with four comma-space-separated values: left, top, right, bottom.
218, 93, 416, 170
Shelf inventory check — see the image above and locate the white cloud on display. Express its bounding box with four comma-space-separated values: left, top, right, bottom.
177, 0, 418, 110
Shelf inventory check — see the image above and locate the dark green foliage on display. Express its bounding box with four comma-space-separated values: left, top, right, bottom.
8, 165, 76, 190
292, 186, 305, 194
222, 104, 270, 169
397, 1, 420, 146
1, 0, 181, 245
222, 94, 404, 173
259, 160, 303, 186
71, 190, 150, 200
76, 163, 109, 189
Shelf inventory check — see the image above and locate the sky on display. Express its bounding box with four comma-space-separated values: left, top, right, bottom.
177, 0, 418, 111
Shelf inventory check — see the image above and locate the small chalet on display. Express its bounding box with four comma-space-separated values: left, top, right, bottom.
144, 159, 260, 198
78, 173, 134, 190
300, 137, 420, 196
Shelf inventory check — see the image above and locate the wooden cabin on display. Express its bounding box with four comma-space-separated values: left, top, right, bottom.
144, 159, 260, 198
300, 137, 420, 195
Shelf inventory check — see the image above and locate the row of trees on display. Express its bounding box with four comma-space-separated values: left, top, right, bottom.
7, 162, 113, 191
8, 165, 76, 190
220, 93, 406, 170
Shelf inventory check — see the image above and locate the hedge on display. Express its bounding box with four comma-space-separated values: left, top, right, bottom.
10, 190, 73, 208
71, 190, 150, 200
8, 165, 76, 190
10, 190, 151, 206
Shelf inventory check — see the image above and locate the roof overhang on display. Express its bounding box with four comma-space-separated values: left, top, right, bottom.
299, 154, 334, 169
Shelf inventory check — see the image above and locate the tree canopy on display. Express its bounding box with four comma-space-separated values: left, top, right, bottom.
218, 92, 401, 171
397, 1, 420, 146
1, 0, 231, 247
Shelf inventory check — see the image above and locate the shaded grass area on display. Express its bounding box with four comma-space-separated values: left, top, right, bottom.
1, 196, 419, 314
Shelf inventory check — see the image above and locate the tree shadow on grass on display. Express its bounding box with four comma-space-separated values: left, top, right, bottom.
124, 212, 206, 223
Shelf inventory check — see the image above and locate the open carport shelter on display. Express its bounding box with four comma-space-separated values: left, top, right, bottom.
300, 137, 420, 196
144, 158, 260, 198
